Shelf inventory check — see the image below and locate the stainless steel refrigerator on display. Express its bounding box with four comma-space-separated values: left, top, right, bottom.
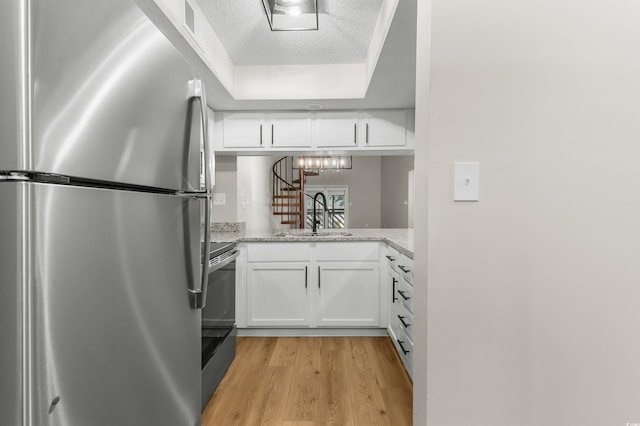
1, 0, 212, 425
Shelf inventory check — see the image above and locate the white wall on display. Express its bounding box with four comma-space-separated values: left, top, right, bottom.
143, 0, 234, 91
412, 1, 430, 424
416, 1, 640, 425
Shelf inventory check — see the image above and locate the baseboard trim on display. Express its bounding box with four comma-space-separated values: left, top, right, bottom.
237, 327, 390, 337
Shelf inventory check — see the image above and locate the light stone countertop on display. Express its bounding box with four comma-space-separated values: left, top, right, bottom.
210, 228, 414, 258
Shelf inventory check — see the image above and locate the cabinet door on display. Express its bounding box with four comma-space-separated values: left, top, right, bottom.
246, 262, 309, 326
270, 113, 312, 148
222, 112, 266, 148
315, 112, 359, 148
315, 262, 380, 327
360, 110, 407, 147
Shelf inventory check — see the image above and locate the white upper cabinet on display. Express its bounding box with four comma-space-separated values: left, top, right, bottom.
269, 113, 313, 148
213, 110, 414, 153
220, 112, 266, 148
360, 110, 407, 147
315, 112, 359, 148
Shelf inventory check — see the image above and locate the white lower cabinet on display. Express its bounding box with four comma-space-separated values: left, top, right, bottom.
246, 262, 309, 327
240, 242, 384, 329
395, 327, 413, 374
388, 267, 402, 340
315, 263, 380, 327
239, 241, 417, 376
386, 244, 414, 378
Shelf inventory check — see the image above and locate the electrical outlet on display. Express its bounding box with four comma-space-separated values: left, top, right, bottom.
213, 193, 226, 205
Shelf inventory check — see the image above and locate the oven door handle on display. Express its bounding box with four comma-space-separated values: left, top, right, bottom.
208, 250, 240, 274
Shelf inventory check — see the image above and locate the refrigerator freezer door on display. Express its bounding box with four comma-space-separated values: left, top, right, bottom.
0, 184, 22, 426
28, 0, 201, 191
0, 0, 23, 171
26, 183, 201, 426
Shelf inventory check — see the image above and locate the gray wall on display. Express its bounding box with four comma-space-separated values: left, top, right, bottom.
211, 156, 237, 223
414, 1, 640, 425
237, 156, 285, 230
380, 156, 414, 228
309, 156, 382, 228
216, 155, 412, 229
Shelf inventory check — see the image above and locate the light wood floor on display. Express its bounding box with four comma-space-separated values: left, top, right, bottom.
202, 336, 413, 426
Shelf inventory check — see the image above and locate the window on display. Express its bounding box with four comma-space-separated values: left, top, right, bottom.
305, 186, 349, 229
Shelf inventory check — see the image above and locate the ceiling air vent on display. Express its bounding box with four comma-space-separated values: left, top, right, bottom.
183, 0, 204, 49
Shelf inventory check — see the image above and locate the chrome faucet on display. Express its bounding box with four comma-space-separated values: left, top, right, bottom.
312, 192, 327, 235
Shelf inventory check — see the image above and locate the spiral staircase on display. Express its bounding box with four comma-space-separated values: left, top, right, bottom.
272, 156, 319, 228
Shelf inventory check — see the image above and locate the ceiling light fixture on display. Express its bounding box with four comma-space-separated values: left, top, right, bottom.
292, 155, 352, 171
262, 0, 318, 31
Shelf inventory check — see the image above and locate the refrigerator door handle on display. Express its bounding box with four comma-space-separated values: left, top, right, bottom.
188, 79, 211, 310
188, 193, 210, 309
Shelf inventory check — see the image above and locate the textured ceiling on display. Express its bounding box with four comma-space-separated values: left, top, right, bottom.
195, 0, 383, 65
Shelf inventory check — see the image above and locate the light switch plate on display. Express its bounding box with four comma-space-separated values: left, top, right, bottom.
454, 162, 480, 201
213, 192, 226, 205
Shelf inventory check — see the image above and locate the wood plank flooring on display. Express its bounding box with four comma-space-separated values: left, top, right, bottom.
202, 336, 413, 426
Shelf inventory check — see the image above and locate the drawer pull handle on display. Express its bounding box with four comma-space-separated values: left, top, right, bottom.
385, 255, 396, 262
398, 265, 410, 273
398, 290, 411, 301
392, 277, 398, 303
398, 315, 410, 328
397, 339, 410, 355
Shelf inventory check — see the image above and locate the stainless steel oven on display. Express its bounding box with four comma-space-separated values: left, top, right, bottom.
201, 242, 239, 410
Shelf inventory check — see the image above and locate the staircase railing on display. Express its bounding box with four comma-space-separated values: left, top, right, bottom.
272, 156, 327, 228
272, 156, 305, 228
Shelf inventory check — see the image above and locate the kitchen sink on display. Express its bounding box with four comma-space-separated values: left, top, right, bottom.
273, 231, 354, 237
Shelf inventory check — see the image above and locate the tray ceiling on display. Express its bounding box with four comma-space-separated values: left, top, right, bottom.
196, 0, 383, 65
166, 0, 418, 110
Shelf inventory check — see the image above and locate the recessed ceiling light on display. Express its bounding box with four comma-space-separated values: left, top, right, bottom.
262, 0, 318, 31
304, 103, 324, 111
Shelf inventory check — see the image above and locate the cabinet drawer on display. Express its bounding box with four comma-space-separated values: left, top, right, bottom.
315, 242, 379, 262
397, 302, 414, 341
247, 243, 311, 262
397, 253, 413, 284
397, 277, 413, 313
395, 327, 413, 377
385, 245, 400, 272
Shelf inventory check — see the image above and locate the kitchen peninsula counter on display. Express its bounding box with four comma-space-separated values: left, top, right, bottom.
210, 228, 414, 258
